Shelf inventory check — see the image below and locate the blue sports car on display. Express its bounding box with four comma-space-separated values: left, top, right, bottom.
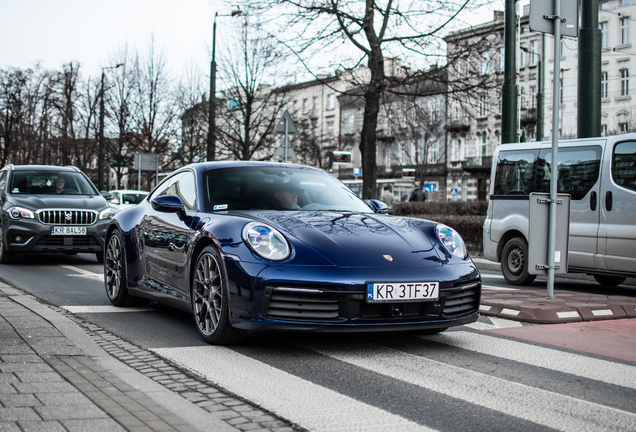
104, 162, 480, 344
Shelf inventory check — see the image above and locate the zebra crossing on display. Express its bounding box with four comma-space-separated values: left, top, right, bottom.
153, 324, 636, 432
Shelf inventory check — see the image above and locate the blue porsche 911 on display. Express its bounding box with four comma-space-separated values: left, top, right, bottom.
104, 162, 481, 344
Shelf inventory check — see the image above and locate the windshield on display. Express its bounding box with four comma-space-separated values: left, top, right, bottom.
9, 170, 98, 196
202, 166, 371, 213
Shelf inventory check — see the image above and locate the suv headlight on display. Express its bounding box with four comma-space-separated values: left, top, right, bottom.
9, 206, 35, 220
98, 208, 116, 220
242, 222, 291, 261
436, 224, 467, 259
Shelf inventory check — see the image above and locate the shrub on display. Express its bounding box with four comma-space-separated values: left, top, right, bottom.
391, 201, 487, 216
408, 214, 486, 254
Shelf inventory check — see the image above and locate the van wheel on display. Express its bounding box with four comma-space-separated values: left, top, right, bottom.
501, 237, 536, 286
593, 275, 626, 287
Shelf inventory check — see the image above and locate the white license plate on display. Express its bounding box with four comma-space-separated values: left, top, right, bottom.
51, 226, 87, 235
366, 281, 439, 303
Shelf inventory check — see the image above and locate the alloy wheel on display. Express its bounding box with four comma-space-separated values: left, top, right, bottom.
193, 252, 223, 336
105, 234, 122, 299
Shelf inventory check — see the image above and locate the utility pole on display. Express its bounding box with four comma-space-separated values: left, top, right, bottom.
502, 0, 519, 143
207, 9, 242, 162
578, 0, 601, 138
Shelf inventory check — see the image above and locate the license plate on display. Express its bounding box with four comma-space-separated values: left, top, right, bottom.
366, 281, 439, 303
51, 226, 86, 235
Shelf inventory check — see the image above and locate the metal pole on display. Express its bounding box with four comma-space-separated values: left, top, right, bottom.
502, 0, 519, 143
578, 0, 601, 138
138, 154, 141, 191
207, 12, 218, 162
98, 71, 105, 191
547, 0, 562, 298
536, 57, 543, 140
284, 116, 289, 163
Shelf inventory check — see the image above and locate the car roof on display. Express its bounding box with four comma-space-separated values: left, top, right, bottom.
8, 165, 80, 172
109, 189, 148, 193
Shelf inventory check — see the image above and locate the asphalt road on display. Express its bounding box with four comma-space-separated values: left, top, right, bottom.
1, 253, 635, 431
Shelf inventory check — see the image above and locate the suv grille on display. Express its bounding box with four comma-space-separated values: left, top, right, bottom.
36, 209, 97, 225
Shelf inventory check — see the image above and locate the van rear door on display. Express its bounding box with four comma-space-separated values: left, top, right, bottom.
598, 139, 636, 273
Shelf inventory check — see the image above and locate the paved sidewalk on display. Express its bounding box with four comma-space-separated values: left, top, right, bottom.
0, 283, 299, 432
473, 257, 636, 324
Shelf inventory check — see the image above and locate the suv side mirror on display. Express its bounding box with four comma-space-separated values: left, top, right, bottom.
100, 191, 113, 200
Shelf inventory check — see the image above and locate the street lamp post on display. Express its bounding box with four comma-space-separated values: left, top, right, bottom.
206, 9, 242, 162
99, 63, 124, 191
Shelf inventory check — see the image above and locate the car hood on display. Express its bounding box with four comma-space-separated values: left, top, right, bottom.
246, 211, 444, 268
9, 194, 108, 211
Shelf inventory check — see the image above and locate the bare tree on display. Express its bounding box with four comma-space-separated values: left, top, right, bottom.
173, 61, 208, 168
248, 0, 491, 198
129, 39, 177, 189
215, 14, 287, 161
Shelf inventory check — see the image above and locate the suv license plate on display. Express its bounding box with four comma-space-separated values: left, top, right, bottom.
51, 226, 87, 235
366, 282, 439, 303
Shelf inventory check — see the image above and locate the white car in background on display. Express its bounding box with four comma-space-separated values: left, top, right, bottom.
108, 190, 148, 214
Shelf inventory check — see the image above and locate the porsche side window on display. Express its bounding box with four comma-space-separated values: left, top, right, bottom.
151, 171, 196, 210
612, 141, 636, 192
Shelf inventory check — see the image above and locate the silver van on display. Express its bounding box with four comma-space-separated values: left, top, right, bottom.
483, 134, 636, 286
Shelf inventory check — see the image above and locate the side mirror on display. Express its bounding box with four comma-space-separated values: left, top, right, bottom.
364, 199, 389, 214
151, 195, 186, 220
100, 191, 113, 200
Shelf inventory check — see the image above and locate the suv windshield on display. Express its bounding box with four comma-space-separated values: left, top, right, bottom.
9, 170, 98, 196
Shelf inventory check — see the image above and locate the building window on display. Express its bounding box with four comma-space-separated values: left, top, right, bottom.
479, 134, 488, 158
530, 40, 538, 65
498, 47, 505, 71
601, 22, 609, 49
560, 39, 565, 57
622, 18, 630, 45
461, 136, 467, 160
520, 87, 526, 109
601, 1, 609, 10
520, 43, 527, 67
430, 100, 440, 123
302, 98, 307, 114
601, 124, 607, 136
481, 51, 490, 74
479, 93, 489, 117
621, 0, 630, 6
621, 69, 629, 96
327, 120, 334, 137
601, 72, 609, 98
620, 122, 628, 133
327, 94, 335, 110
347, 113, 354, 134
530, 86, 537, 109
312, 96, 318, 115
451, 138, 459, 161
464, 56, 470, 76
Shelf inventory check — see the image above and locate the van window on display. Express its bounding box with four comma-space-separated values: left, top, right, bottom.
541, 146, 602, 200
612, 141, 636, 192
492, 149, 541, 195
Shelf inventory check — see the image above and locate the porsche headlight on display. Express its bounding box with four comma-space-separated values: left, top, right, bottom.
242, 222, 291, 261
9, 206, 35, 220
436, 224, 467, 259
98, 208, 116, 220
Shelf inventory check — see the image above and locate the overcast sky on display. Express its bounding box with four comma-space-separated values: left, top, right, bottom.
1, 0, 518, 80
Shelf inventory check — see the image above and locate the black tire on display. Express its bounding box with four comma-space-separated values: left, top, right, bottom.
501, 237, 536, 286
95, 251, 104, 263
0, 232, 15, 264
104, 229, 148, 306
191, 245, 245, 345
593, 274, 626, 287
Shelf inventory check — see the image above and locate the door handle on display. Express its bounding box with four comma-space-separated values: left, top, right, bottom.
605, 191, 613, 211
590, 191, 597, 211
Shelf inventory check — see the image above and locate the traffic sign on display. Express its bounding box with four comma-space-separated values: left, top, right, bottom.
274, 110, 298, 135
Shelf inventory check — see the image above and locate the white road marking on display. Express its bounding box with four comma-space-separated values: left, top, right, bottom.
152, 346, 436, 432
61, 306, 152, 313
300, 340, 636, 432
61, 265, 104, 281
481, 284, 516, 291
420, 331, 636, 389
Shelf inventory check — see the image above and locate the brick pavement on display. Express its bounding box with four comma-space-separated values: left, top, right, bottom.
0, 283, 302, 432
